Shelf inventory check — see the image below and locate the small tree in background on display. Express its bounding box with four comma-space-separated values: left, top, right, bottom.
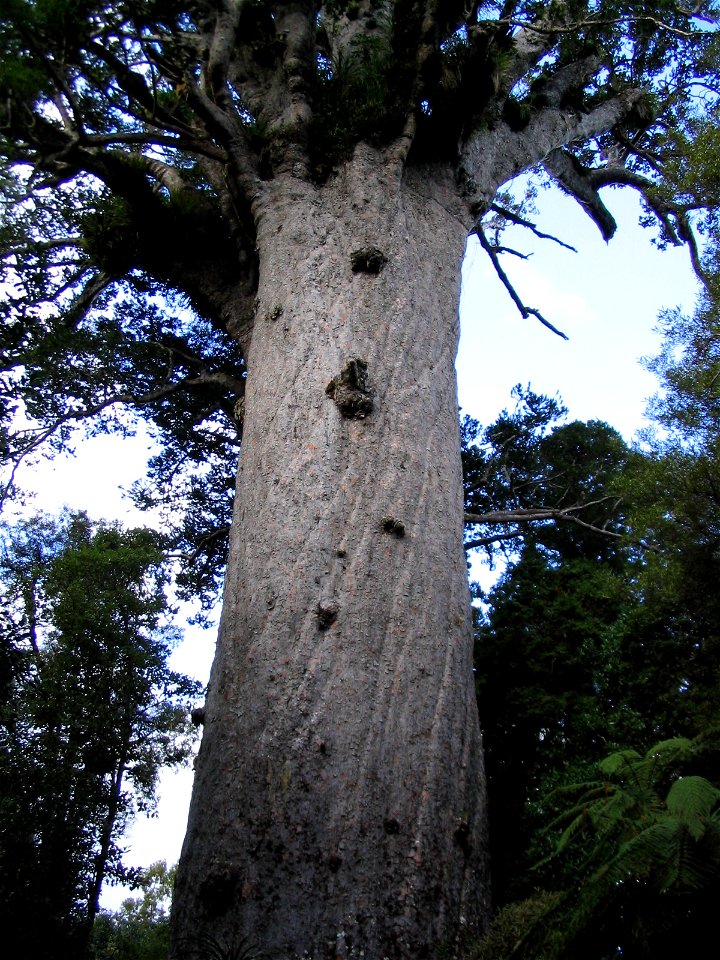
91, 861, 176, 960
0, 512, 200, 960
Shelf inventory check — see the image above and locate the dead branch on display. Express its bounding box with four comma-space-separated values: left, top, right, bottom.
489, 204, 578, 251
474, 222, 570, 339
463, 498, 624, 551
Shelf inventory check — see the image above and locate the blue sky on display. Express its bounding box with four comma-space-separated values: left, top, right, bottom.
457, 183, 700, 440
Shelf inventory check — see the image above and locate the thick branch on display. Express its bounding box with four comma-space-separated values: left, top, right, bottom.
459, 87, 642, 214
167, 525, 232, 564
544, 149, 618, 241
63, 271, 114, 329
547, 154, 706, 278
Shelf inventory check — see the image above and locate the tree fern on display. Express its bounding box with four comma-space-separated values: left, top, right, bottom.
493, 732, 720, 959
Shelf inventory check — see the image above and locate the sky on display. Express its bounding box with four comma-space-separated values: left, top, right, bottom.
10, 178, 701, 910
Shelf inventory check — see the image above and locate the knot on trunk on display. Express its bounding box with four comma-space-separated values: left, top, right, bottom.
350, 246, 387, 274
317, 601, 339, 630
381, 516, 406, 538
190, 706, 206, 726
326, 357, 374, 419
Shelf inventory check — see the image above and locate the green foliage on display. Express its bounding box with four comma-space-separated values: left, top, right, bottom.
475, 232, 720, 953
463, 385, 631, 563
0, 512, 200, 960
468, 389, 638, 902
607, 245, 720, 740
176, 933, 265, 960
472, 890, 561, 960
1, 269, 243, 604
309, 18, 402, 179
91, 861, 175, 960
513, 733, 720, 960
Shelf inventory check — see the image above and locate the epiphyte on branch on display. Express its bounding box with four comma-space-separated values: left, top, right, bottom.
350, 246, 387, 274
326, 357, 374, 419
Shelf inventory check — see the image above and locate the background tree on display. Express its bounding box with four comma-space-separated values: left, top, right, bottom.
1, 2, 719, 956
0, 512, 200, 960
463, 386, 631, 558
464, 393, 634, 902
91, 861, 176, 960
599, 237, 720, 750
473, 229, 720, 955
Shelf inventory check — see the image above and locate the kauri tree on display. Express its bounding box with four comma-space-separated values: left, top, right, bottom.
1, 2, 718, 957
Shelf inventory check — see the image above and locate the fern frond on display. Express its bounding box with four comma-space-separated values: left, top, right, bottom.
645, 737, 695, 761
665, 775, 720, 837
599, 749, 643, 779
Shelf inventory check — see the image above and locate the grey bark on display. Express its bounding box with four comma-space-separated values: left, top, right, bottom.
171, 149, 488, 959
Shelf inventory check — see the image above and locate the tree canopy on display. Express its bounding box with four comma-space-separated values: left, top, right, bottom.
1, 1, 719, 589
0, 511, 200, 960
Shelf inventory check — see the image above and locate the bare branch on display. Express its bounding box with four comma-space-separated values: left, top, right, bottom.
489, 204, 578, 251
1, 236, 83, 258
500, 12, 702, 41
463, 499, 624, 551
167, 525, 231, 564
464, 527, 525, 549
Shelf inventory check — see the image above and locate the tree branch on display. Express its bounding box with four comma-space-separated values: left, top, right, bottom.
489, 204, 578, 251
474, 222, 569, 339
167, 525, 232, 565
463, 499, 624, 551
548, 155, 707, 279
544, 149, 618, 241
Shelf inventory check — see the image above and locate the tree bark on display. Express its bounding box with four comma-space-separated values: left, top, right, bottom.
172, 149, 488, 959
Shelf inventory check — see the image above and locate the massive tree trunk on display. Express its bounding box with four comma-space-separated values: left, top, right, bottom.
172, 150, 488, 958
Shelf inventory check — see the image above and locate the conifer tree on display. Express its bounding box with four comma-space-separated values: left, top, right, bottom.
0, 512, 199, 960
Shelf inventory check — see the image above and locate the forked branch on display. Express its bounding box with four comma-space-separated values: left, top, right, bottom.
474, 222, 570, 339
463, 498, 624, 551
